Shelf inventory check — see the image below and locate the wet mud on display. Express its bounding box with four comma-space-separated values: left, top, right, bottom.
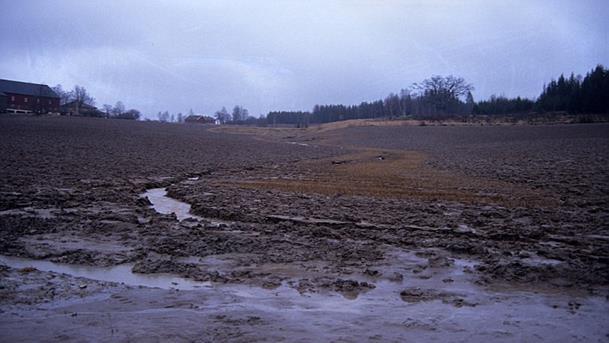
1, 116, 608, 341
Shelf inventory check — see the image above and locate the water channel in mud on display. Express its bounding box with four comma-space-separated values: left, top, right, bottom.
0, 186, 231, 291
0, 255, 210, 290
142, 187, 230, 226
1, 186, 607, 341
2, 251, 607, 342
142, 188, 201, 222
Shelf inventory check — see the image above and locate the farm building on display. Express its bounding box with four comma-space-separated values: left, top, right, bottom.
184, 115, 216, 124
60, 100, 104, 117
0, 79, 60, 114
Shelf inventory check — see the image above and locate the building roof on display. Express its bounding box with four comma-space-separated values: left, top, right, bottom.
185, 115, 215, 122
0, 79, 59, 98
61, 100, 98, 110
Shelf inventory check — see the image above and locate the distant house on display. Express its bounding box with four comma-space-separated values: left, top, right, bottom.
0, 79, 60, 114
184, 115, 216, 124
60, 100, 104, 117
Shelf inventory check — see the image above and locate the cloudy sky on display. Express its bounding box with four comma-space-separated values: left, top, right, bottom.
1, 0, 607, 118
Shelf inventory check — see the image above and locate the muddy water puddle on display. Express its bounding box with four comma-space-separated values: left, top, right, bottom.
142, 187, 230, 226
2, 251, 608, 341
0, 255, 210, 290
221, 257, 608, 341
142, 188, 201, 221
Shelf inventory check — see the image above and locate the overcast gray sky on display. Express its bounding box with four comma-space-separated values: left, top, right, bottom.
1, 0, 607, 118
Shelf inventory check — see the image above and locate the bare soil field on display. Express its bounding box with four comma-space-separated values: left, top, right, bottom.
1, 116, 608, 341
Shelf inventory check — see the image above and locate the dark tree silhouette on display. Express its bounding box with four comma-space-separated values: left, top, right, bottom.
252, 66, 607, 126
215, 107, 231, 124
52, 84, 71, 105
536, 65, 609, 114
71, 85, 96, 107
474, 96, 534, 115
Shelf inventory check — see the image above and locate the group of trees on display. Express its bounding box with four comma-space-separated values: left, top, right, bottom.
475, 65, 609, 116
266, 111, 310, 126
52, 84, 95, 108
473, 96, 535, 115
536, 65, 609, 114
257, 75, 476, 126
102, 102, 141, 120
307, 76, 476, 123
254, 64, 608, 127
153, 105, 252, 125
52, 84, 140, 120
157, 110, 187, 123
230, 105, 249, 122
215, 105, 252, 124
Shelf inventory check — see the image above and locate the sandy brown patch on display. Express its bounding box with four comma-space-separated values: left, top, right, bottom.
233, 149, 556, 207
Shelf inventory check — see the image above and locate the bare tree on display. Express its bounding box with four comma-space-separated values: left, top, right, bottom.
383, 93, 401, 118
157, 110, 170, 122
112, 101, 125, 117
232, 105, 242, 121
102, 104, 113, 118
71, 85, 96, 107
230, 105, 250, 122
465, 91, 475, 115
412, 75, 474, 115
52, 84, 71, 105
215, 107, 230, 124
412, 75, 474, 99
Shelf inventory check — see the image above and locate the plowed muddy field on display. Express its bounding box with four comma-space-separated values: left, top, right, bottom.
1, 116, 608, 342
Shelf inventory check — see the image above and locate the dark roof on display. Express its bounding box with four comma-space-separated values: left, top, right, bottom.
61, 100, 98, 110
185, 115, 215, 122
0, 79, 59, 98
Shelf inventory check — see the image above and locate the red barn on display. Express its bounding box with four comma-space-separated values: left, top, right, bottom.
0, 79, 60, 114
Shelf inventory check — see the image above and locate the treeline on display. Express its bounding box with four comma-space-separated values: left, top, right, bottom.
259, 76, 475, 125
536, 65, 609, 114
53, 84, 141, 120
473, 96, 535, 115
215, 105, 252, 124
250, 64, 609, 126
102, 102, 141, 120
475, 65, 609, 115
266, 111, 310, 126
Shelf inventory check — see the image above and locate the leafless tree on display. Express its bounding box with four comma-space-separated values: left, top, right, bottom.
102, 104, 113, 118
157, 110, 170, 122
52, 84, 71, 105
412, 75, 474, 99
112, 101, 125, 117
71, 85, 95, 107
215, 107, 230, 124
411, 75, 474, 115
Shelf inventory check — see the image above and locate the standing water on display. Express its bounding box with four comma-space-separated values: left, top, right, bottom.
0, 255, 209, 290
142, 188, 201, 221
